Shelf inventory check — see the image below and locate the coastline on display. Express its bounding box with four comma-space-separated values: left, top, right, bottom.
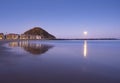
0, 40, 12, 56
0, 38, 119, 44
53, 38, 119, 40
0, 40, 16, 45
0, 39, 119, 46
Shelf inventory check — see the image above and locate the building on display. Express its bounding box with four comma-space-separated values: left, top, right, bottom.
36, 35, 42, 39
20, 34, 29, 39
0, 33, 42, 40
20, 34, 41, 40
6, 33, 19, 40
29, 35, 41, 39
29, 35, 36, 39
0, 33, 4, 39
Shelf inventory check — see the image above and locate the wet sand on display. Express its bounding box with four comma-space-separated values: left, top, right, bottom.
0, 40, 21, 56
0, 40, 10, 45
0, 40, 12, 48
0, 40, 120, 83
0, 40, 17, 49
0, 40, 19, 45
0, 40, 13, 56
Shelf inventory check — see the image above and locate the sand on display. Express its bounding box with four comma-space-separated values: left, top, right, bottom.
0, 40, 14, 45
0, 40, 12, 55
0, 40, 19, 55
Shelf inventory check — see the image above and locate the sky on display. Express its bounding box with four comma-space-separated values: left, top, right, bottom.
0, 0, 120, 38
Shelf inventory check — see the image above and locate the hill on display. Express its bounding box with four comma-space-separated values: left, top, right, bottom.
24, 27, 56, 39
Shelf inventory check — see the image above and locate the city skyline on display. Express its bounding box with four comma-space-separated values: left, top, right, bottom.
0, 0, 120, 38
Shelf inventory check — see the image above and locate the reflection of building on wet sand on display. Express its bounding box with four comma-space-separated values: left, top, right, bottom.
9, 41, 53, 55
9, 41, 29, 47
83, 40, 87, 58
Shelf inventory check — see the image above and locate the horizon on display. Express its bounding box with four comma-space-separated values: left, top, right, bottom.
0, 0, 120, 38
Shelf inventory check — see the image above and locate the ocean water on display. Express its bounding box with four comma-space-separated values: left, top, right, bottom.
0, 40, 120, 83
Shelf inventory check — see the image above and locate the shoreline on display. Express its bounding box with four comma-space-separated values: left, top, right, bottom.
0, 40, 13, 56
53, 38, 119, 40
0, 40, 15, 45
0, 39, 119, 45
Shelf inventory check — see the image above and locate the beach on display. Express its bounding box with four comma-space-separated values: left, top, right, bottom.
0, 40, 10, 45
0, 40, 17, 51
0, 40, 11, 51
0, 40, 120, 83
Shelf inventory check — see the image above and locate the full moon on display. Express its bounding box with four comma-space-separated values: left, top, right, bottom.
84, 31, 88, 35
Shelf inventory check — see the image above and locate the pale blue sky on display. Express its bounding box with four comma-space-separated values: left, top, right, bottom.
0, 0, 120, 38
